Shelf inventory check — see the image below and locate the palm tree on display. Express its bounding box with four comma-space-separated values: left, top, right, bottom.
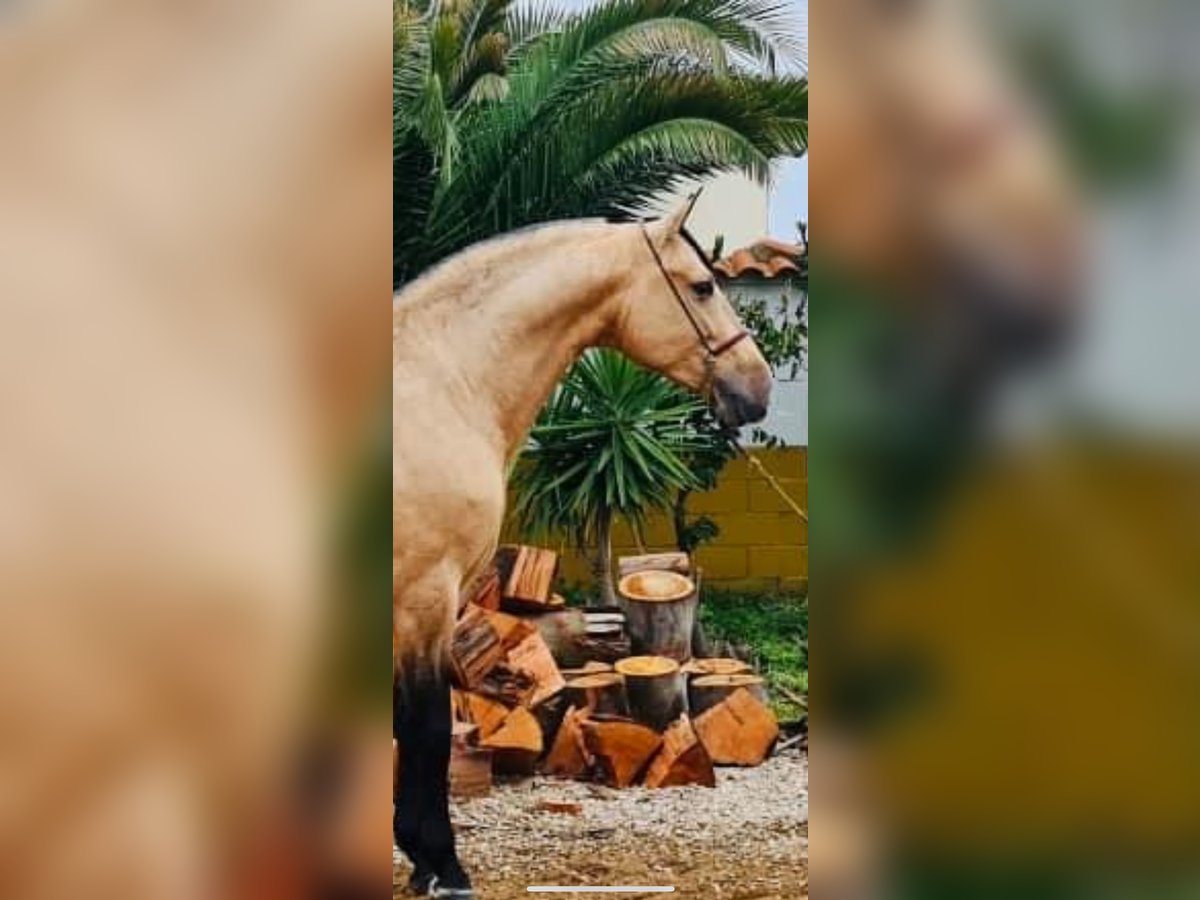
394, 0, 808, 284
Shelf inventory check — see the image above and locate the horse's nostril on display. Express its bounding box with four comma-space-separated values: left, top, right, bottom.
739, 397, 767, 425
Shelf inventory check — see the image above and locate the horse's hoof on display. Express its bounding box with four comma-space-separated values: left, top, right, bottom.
426, 876, 474, 899
408, 870, 436, 895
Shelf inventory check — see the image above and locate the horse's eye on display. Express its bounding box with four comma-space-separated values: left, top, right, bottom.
692, 279, 714, 299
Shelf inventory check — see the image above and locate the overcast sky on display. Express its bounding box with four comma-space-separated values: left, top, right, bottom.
769, 0, 808, 239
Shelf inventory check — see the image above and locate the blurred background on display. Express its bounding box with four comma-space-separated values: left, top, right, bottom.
0, 1, 392, 897
811, 0, 1200, 897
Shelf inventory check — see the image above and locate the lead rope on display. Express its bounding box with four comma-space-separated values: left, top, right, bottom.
733, 438, 809, 523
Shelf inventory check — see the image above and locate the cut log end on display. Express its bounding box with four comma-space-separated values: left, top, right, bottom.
693, 688, 779, 767
614, 655, 679, 678
681, 658, 754, 679
618, 571, 695, 603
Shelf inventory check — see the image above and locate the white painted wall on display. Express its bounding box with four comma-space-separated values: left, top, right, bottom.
726, 280, 808, 447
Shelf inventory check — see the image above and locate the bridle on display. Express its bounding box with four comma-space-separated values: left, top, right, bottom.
639, 224, 751, 397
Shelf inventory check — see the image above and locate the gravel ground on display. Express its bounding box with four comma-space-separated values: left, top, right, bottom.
394, 750, 807, 899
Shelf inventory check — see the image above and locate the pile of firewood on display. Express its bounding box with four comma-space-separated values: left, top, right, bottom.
444, 546, 780, 797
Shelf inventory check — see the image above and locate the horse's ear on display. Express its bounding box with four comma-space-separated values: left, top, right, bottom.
651, 190, 703, 243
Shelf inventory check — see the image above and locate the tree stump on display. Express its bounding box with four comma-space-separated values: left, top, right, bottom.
560, 661, 614, 680
531, 609, 628, 668
580, 716, 662, 787
693, 688, 779, 766
615, 656, 686, 731
688, 673, 768, 716
563, 672, 629, 718
681, 658, 754, 681
480, 706, 543, 775
542, 705, 593, 779
617, 570, 699, 662
643, 715, 716, 789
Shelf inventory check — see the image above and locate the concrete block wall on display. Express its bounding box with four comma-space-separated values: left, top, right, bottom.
504, 447, 807, 595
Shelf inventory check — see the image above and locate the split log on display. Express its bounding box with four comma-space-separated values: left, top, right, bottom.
617, 570, 700, 662
451, 720, 478, 749
615, 656, 686, 731
542, 705, 593, 779
450, 604, 505, 690
693, 688, 779, 767
506, 630, 566, 708
493, 544, 518, 581
483, 609, 537, 652
501, 545, 559, 611
643, 715, 716, 789
462, 566, 501, 613
564, 673, 629, 718
531, 693, 569, 750
480, 706, 543, 775
618, 552, 691, 578
455, 691, 509, 740
580, 716, 662, 787
475, 662, 537, 708
688, 673, 768, 716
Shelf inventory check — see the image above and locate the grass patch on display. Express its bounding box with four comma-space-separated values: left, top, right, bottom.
699, 589, 808, 722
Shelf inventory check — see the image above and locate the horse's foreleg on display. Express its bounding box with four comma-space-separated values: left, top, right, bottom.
411, 671, 471, 897
394, 679, 436, 894
395, 668, 471, 897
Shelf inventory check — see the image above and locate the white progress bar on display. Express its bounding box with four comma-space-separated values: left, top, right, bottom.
527, 888, 675, 893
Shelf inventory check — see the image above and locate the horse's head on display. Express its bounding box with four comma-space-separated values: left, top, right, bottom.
614, 200, 773, 428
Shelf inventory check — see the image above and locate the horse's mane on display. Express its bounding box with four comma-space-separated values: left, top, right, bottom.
393, 218, 611, 311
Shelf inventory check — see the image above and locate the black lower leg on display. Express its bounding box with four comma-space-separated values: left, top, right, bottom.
414, 674, 471, 893
394, 678, 434, 892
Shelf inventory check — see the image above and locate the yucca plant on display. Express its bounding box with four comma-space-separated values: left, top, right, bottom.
511, 350, 712, 605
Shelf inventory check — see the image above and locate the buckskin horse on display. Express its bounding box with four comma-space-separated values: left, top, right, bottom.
392, 199, 772, 897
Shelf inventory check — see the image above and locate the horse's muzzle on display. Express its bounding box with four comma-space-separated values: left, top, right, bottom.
714, 376, 770, 428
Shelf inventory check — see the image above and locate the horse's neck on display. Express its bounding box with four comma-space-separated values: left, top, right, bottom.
398, 223, 630, 460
